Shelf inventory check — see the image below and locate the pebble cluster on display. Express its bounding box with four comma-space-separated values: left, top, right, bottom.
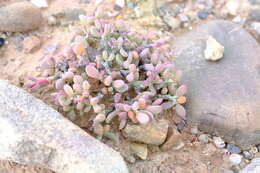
27, 13, 187, 138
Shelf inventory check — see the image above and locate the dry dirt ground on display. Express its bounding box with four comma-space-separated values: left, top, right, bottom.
0, 0, 256, 172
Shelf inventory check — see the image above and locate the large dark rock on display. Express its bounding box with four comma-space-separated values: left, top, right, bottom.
172, 20, 260, 149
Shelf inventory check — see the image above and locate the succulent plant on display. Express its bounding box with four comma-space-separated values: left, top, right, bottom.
28, 13, 187, 138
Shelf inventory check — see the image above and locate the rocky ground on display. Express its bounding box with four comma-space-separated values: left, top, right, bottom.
1, 0, 260, 173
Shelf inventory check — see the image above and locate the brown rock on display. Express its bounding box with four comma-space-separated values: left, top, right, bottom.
130, 143, 148, 160
23, 36, 41, 53
0, 2, 42, 32
160, 127, 185, 151
123, 119, 168, 145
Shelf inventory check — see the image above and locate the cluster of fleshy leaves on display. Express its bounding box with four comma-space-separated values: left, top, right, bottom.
27, 13, 187, 138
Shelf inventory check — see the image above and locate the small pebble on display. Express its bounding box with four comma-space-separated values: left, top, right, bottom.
179, 14, 189, 23
251, 22, 260, 35
47, 16, 58, 26
229, 153, 242, 165
0, 37, 5, 47
30, 0, 48, 8
22, 35, 41, 53
114, 0, 125, 10
176, 122, 185, 131
249, 147, 258, 154
191, 127, 199, 134
227, 144, 241, 154
126, 1, 136, 9
43, 44, 58, 54
213, 136, 225, 148
204, 36, 224, 61
225, 1, 239, 16
197, 11, 208, 19
198, 134, 209, 143
243, 151, 254, 160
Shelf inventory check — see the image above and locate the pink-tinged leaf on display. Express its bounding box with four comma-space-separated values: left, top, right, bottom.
151, 53, 160, 64
176, 104, 186, 120
176, 84, 187, 96
161, 101, 175, 110
82, 80, 90, 91
123, 104, 131, 112
138, 98, 146, 108
117, 37, 124, 46
76, 102, 84, 110
119, 119, 127, 130
140, 48, 149, 57
152, 98, 163, 105
58, 95, 71, 106
94, 19, 102, 28
120, 48, 128, 57
126, 73, 135, 82
104, 75, 113, 86
73, 83, 83, 93
132, 50, 139, 59
143, 64, 155, 71
90, 97, 99, 105
113, 80, 125, 88
73, 75, 84, 84
64, 84, 74, 97
115, 103, 129, 111
106, 110, 118, 123
146, 105, 162, 114
55, 79, 64, 89
95, 113, 106, 123
118, 112, 127, 121
114, 93, 122, 103
62, 72, 74, 80
74, 96, 84, 103
152, 38, 166, 47
136, 112, 150, 124
123, 61, 130, 69
85, 65, 100, 79
131, 101, 139, 111
129, 64, 137, 72
103, 24, 111, 35
155, 63, 166, 73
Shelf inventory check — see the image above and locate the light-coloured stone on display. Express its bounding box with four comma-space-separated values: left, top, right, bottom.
30, 0, 48, 8
225, 1, 239, 16
213, 137, 226, 148
160, 127, 185, 151
0, 80, 128, 173
229, 154, 242, 165
115, 0, 125, 9
130, 143, 148, 160
123, 119, 168, 145
204, 36, 224, 61
0, 2, 42, 32
23, 36, 41, 53
240, 158, 260, 173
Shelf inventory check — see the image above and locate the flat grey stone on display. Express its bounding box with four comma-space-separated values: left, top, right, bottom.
0, 80, 129, 173
172, 20, 260, 149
